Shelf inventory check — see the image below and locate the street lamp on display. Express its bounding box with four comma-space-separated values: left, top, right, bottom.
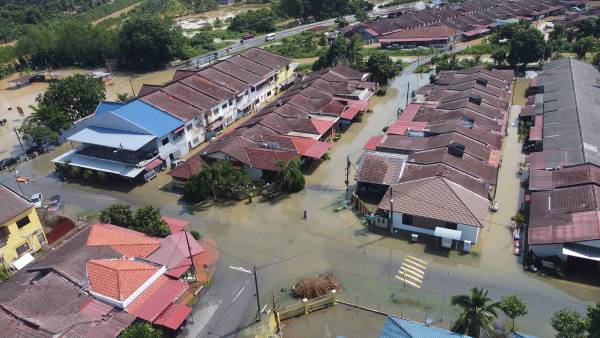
15, 170, 24, 197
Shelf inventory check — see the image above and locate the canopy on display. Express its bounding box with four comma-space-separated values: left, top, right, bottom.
53, 150, 145, 178
68, 126, 155, 151
563, 243, 600, 262
434, 227, 462, 241
12, 253, 35, 270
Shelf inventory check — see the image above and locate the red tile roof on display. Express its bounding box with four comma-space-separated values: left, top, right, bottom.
311, 119, 336, 136
86, 224, 161, 257
168, 155, 206, 180
87, 259, 159, 301
245, 148, 299, 171
290, 138, 331, 159
146, 231, 204, 270
356, 152, 407, 186
161, 216, 190, 233
380, 24, 459, 43
364, 135, 384, 151
126, 276, 188, 322
153, 303, 193, 330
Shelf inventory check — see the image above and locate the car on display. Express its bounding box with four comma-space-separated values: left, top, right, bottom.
47, 195, 63, 214
0, 157, 18, 170
31, 193, 43, 209
242, 33, 255, 40
265, 33, 276, 41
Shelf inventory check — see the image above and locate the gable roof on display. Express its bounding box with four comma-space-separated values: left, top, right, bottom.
110, 100, 184, 138
86, 259, 159, 301
356, 151, 407, 186
379, 176, 489, 227
0, 183, 32, 225
86, 224, 161, 258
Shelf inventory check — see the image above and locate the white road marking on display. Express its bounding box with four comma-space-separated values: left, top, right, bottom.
406, 255, 427, 265
404, 257, 428, 270
395, 276, 421, 289
396, 255, 429, 289
232, 285, 246, 303
229, 266, 252, 274
401, 265, 424, 277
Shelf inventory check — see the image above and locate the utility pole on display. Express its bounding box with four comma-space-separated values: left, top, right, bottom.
15, 170, 24, 197
440, 270, 450, 324
13, 128, 25, 156
253, 266, 261, 322
272, 291, 281, 333
184, 227, 197, 282
345, 155, 350, 200
405, 82, 410, 108
389, 186, 394, 235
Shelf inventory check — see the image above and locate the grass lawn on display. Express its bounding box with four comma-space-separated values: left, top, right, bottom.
512, 78, 531, 106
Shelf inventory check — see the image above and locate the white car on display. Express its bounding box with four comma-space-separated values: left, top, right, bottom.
31, 193, 43, 209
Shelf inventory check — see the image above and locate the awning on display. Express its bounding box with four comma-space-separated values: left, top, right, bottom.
12, 253, 35, 270
463, 28, 490, 37
434, 227, 462, 241
173, 125, 185, 134
563, 243, 600, 262
53, 150, 145, 178
144, 158, 164, 171
364, 135, 384, 151
340, 106, 361, 120
529, 127, 542, 141
208, 120, 224, 131
154, 303, 193, 330
68, 126, 155, 151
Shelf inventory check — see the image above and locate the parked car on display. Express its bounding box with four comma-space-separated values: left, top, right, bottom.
265, 33, 276, 41
47, 195, 63, 213
242, 33, 255, 40
0, 157, 18, 170
25, 145, 44, 158
31, 193, 43, 209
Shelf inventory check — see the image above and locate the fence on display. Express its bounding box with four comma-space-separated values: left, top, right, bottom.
276, 290, 337, 321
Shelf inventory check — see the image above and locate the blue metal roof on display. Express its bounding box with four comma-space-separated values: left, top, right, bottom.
380, 317, 471, 338
111, 100, 184, 138
513, 333, 538, 338
95, 101, 125, 115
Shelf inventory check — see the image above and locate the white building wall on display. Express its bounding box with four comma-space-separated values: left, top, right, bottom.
391, 211, 435, 235
157, 131, 188, 165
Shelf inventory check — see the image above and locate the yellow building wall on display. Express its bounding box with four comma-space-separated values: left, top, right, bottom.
275, 63, 298, 87
0, 207, 46, 266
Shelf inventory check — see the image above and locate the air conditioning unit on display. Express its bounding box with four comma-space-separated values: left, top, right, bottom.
411, 234, 419, 242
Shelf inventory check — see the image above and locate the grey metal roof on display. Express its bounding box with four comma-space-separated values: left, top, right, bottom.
68, 126, 156, 151
538, 58, 600, 166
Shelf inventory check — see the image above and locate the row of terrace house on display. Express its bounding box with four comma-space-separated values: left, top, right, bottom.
169, 64, 377, 186
53, 48, 296, 182
0, 221, 219, 338
352, 0, 566, 48
356, 66, 513, 251
521, 58, 600, 270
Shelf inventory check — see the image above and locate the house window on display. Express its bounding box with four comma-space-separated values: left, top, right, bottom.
0, 227, 9, 246
162, 137, 169, 146
16, 216, 30, 229
186, 124, 193, 131
402, 214, 414, 226
16, 242, 30, 256
222, 103, 227, 109
251, 87, 256, 93
36, 231, 46, 245
228, 98, 233, 106
446, 223, 458, 230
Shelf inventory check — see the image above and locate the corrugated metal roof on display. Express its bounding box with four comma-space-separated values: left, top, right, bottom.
153, 303, 192, 330
127, 277, 188, 322
112, 99, 184, 138
68, 126, 155, 151
95, 101, 124, 115
380, 316, 471, 338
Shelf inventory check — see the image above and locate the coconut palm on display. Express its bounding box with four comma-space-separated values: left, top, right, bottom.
116, 92, 132, 103
276, 159, 305, 193
451, 287, 500, 338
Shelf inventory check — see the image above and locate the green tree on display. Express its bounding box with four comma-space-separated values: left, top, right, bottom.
276, 159, 305, 193
119, 16, 186, 70
0, 266, 10, 282
120, 322, 162, 338
499, 294, 528, 332
190, 30, 216, 50
366, 52, 397, 85
37, 74, 106, 121
184, 166, 217, 202
134, 206, 171, 237
507, 26, 549, 68
117, 93, 133, 103
99, 203, 134, 228
184, 160, 253, 202
587, 303, 600, 338
185, 0, 217, 12
313, 36, 363, 70
491, 46, 508, 67
354, 9, 368, 23
451, 287, 499, 338
551, 309, 587, 338
228, 9, 276, 33
573, 36, 598, 59
19, 105, 69, 147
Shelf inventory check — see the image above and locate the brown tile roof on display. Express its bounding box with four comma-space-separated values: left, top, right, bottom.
245, 148, 299, 172
87, 259, 159, 301
240, 48, 292, 70
380, 24, 459, 41
179, 74, 235, 102
196, 68, 248, 93
425, 121, 503, 149
379, 176, 489, 227
213, 61, 262, 85
168, 155, 206, 180
226, 55, 274, 77
0, 183, 32, 225
202, 136, 255, 165
140, 91, 204, 121
0, 308, 52, 338
407, 147, 497, 183
54, 245, 123, 286
356, 151, 407, 186
414, 107, 502, 132
160, 82, 219, 111
400, 163, 490, 198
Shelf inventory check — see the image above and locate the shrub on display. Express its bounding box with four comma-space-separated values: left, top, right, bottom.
293, 272, 341, 299
190, 230, 202, 240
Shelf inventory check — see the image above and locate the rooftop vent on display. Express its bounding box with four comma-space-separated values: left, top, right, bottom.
459, 116, 474, 129
476, 78, 488, 86
447, 142, 465, 158
468, 95, 482, 105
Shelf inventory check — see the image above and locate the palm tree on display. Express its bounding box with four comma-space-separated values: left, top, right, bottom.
276, 159, 305, 193
116, 93, 132, 103
451, 287, 500, 338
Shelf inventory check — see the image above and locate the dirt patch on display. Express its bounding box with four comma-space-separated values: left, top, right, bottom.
91, 1, 143, 26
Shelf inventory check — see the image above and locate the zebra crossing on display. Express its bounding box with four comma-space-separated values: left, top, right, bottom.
395, 255, 428, 289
